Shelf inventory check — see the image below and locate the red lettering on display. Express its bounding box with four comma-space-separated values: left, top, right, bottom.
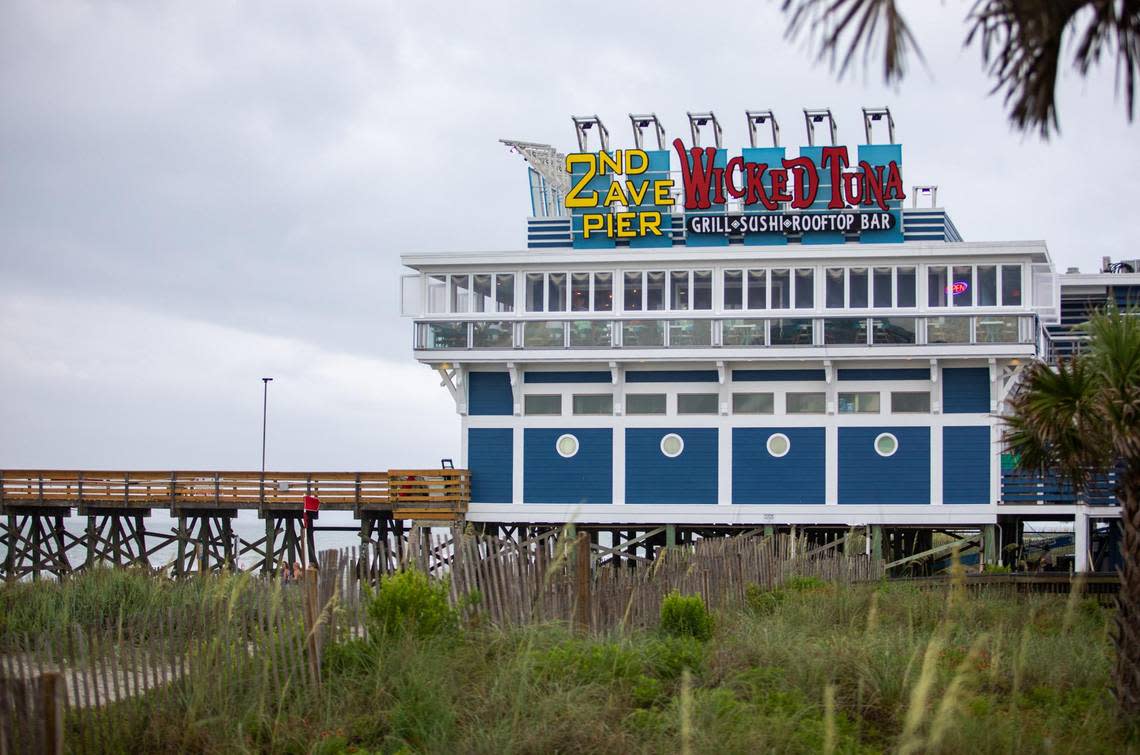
842, 171, 864, 206
744, 163, 777, 210
783, 156, 818, 210
724, 156, 746, 199
711, 167, 726, 205
673, 138, 717, 210
860, 163, 886, 209
770, 169, 791, 204
820, 146, 849, 209
883, 161, 906, 204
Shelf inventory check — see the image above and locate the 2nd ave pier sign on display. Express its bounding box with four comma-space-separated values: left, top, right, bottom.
687, 210, 897, 236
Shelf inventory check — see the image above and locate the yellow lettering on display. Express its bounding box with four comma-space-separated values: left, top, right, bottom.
564, 154, 598, 208
625, 149, 649, 175
582, 213, 605, 238
640, 211, 662, 236
615, 212, 635, 238
602, 181, 627, 206
653, 179, 675, 206
598, 151, 622, 176
627, 180, 650, 206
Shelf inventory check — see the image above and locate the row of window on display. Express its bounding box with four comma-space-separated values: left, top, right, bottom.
422, 265, 1024, 314
553, 431, 900, 460
523, 391, 932, 416
419, 315, 1030, 349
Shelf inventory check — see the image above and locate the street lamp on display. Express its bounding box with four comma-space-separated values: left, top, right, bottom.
261, 377, 273, 475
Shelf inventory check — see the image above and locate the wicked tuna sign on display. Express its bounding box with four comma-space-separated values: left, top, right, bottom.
565, 139, 904, 241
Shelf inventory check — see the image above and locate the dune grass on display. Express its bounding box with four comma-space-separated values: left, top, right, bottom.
3, 568, 1135, 753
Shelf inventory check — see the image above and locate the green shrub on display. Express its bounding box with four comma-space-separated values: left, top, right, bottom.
365, 568, 457, 638
533, 639, 642, 685
783, 576, 827, 592
744, 584, 787, 615
644, 635, 706, 680
659, 591, 713, 641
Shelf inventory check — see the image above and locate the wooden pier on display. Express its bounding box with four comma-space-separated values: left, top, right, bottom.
0, 469, 469, 580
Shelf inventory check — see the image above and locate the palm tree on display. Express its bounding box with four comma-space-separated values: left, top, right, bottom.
1004, 305, 1140, 715
780, 0, 1140, 137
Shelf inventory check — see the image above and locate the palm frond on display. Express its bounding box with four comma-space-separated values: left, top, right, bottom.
781, 0, 923, 82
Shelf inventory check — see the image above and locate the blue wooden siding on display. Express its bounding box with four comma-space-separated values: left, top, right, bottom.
626, 428, 718, 504
468, 428, 513, 503
732, 369, 826, 382
838, 368, 929, 381
732, 428, 825, 504
943, 426, 991, 504
523, 428, 612, 504
838, 427, 930, 504
626, 370, 718, 383
942, 368, 990, 413
524, 371, 610, 384
468, 372, 513, 415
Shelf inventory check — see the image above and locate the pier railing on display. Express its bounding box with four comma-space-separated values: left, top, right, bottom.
0, 469, 469, 517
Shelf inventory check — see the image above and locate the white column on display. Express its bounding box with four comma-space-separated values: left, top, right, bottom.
613, 425, 625, 505
511, 426, 524, 505
1074, 509, 1090, 573
825, 425, 838, 504
718, 427, 732, 505
930, 425, 943, 505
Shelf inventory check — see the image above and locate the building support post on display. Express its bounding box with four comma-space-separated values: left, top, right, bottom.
1074, 509, 1090, 574
870, 526, 883, 563
983, 525, 998, 568
665, 524, 676, 550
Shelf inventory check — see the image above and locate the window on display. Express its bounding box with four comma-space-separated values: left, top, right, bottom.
724, 270, 743, 310
571, 272, 590, 311
978, 265, 997, 306
450, 274, 471, 312
826, 268, 844, 308
928, 267, 948, 307
766, 433, 791, 457
569, 320, 612, 348
787, 392, 826, 414
733, 392, 774, 414
594, 273, 613, 311
624, 271, 643, 311
548, 273, 568, 311
927, 316, 971, 344
572, 394, 613, 415
848, 268, 868, 308
427, 274, 448, 313
670, 270, 689, 310
770, 318, 814, 345
424, 322, 468, 349
747, 269, 767, 309
473, 321, 512, 348
621, 320, 665, 347
795, 268, 814, 308
646, 271, 666, 310
526, 273, 545, 312
976, 316, 1020, 343
722, 319, 765, 346
873, 267, 892, 307
896, 267, 916, 307
952, 266, 973, 307
693, 270, 712, 310
838, 392, 880, 414
824, 318, 868, 345
556, 434, 579, 458
872, 317, 916, 344
524, 321, 565, 348
677, 393, 719, 414
626, 394, 666, 415
495, 274, 515, 312
874, 433, 899, 457
668, 319, 712, 347
471, 274, 493, 312
771, 269, 791, 308
891, 392, 930, 413
660, 433, 684, 458
1001, 265, 1022, 305
524, 395, 562, 415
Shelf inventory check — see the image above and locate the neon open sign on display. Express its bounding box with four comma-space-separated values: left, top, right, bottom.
948, 281, 969, 296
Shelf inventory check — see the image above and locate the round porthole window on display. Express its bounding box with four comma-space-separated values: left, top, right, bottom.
660, 433, 684, 458
766, 432, 791, 458
556, 433, 579, 458
874, 432, 899, 458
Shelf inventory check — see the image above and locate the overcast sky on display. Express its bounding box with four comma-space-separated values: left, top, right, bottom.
1, 1, 1137, 471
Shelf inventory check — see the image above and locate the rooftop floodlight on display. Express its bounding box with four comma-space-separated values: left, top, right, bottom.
745, 109, 780, 148
572, 115, 609, 152
912, 185, 938, 208
803, 108, 837, 146
687, 111, 722, 148
629, 113, 667, 150
862, 107, 896, 144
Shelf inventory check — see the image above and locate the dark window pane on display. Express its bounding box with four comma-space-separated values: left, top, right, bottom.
733, 392, 774, 414
646, 271, 666, 310
572, 394, 613, 415
526, 273, 545, 312
668, 319, 712, 347
978, 266, 997, 306
897, 267, 916, 307
724, 270, 743, 310
677, 393, 718, 414
770, 318, 814, 345
621, 320, 665, 347
824, 318, 868, 345
891, 392, 930, 413
872, 317, 916, 344
771, 269, 791, 309
848, 268, 868, 308
795, 269, 814, 309
826, 268, 844, 308
787, 392, 825, 413
1002, 265, 1022, 305
593, 272, 613, 311
472, 274, 493, 312
873, 267, 892, 307
928, 267, 948, 307
952, 266, 973, 306
524, 321, 565, 347
569, 320, 612, 348
524, 394, 561, 415
670, 270, 689, 310
495, 274, 515, 312
838, 392, 880, 413
693, 270, 712, 310
548, 273, 567, 311
473, 321, 513, 348
626, 394, 666, 415
624, 271, 642, 311
747, 269, 767, 309
722, 319, 766, 346
571, 272, 590, 311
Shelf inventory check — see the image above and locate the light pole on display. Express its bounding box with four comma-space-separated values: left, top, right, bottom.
261, 377, 273, 475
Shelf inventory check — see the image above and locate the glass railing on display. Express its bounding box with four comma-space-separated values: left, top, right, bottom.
416, 315, 1037, 350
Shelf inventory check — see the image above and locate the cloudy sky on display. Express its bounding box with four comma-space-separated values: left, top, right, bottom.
1, 1, 1137, 471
